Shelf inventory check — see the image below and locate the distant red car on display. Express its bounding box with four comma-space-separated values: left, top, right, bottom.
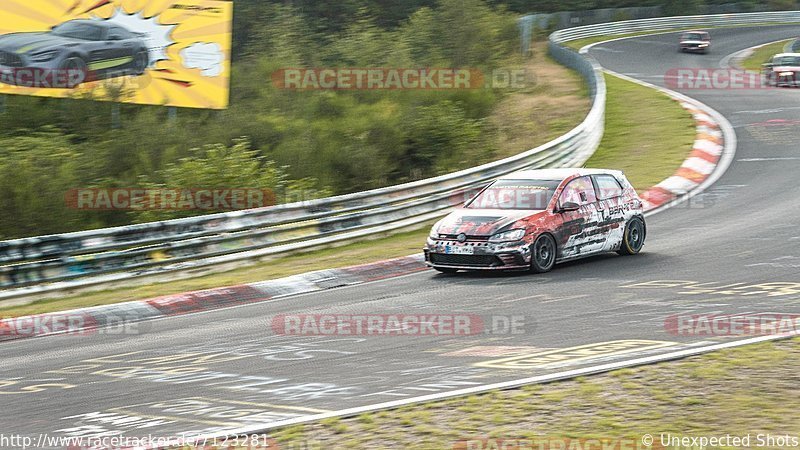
424, 168, 646, 274
679, 30, 711, 53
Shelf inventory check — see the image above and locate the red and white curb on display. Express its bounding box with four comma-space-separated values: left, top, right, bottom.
0, 255, 427, 341
639, 100, 725, 211
594, 72, 736, 217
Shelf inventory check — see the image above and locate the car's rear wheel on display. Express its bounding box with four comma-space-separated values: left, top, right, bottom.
530, 233, 556, 273
617, 216, 646, 255
133, 51, 149, 75
434, 267, 458, 274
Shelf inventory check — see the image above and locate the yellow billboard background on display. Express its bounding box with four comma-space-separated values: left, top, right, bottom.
0, 0, 232, 109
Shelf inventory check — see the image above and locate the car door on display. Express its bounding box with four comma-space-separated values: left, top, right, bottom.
592, 174, 628, 251
102, 27, 134, 76
555, 175, 605, 259
79, 27, 112, 79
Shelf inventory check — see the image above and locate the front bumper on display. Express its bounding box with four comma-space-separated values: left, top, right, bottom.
424, 238, 531, 271
773, 73, 800, 86
680, 44, 709, 52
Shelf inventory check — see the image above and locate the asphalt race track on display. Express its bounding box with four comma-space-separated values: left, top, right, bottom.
2, 26, 800, 446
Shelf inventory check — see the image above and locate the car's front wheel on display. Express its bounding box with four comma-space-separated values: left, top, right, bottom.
530, 233, 556, 273
617, 216, 646, 255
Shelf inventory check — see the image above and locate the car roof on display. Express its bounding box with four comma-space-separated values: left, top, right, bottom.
497, 168, 623, 181
61, 19, 113, 28
682, 30, 709, 34
774, 53, 800, 58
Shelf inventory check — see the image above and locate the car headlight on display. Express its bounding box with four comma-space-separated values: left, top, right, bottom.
429, 228, 440, 239
30, 50, 60, 62
488, 229, 526, 243
779, 71, 794, 77
698, 43, 708, 47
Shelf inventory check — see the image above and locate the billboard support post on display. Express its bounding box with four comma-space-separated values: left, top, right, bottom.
111, 104, 121, 129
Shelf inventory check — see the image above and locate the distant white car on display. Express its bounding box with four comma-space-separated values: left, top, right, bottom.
679, 30, 711, 54
762, 53, 800, 87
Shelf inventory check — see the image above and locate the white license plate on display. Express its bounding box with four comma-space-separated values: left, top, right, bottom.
445, 245, 473, 255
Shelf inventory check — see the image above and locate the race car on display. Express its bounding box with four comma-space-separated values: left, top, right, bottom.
0, 19, 149, 88
762, 53, 800, 87
424, 168, 646, 274
679, 30, 711, 53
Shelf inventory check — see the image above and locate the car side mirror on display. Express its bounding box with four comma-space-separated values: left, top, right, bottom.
557, 202, 580, 213
763, 63, 773, 68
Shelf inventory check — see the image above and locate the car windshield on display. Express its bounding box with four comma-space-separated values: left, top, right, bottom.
775, 56, 800, 66
466, 179, 561, 210
51, 22, 104, 40
683, 33, 707, 41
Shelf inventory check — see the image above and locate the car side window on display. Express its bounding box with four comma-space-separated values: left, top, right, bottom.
117, 28, 135, 40
108, 28, 125, 40
559, 176, 597, 206
594, 175, 623, 200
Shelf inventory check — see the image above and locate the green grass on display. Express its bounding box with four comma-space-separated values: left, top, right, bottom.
268, 337, 800, 448
740, 39, 793, 71
585, 74, 696, 191
0, 58, 696, 319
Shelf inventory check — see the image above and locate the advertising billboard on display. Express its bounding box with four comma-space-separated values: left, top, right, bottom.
0, 0, 232, 109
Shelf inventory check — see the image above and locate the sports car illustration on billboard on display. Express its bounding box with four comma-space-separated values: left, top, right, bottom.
0, 19, 149, 88
424, 169, 646, 273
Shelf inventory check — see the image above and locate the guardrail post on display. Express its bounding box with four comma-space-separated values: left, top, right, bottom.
168, 106, 177, 123
0, 95, 5, 114
518, 15, 534, 56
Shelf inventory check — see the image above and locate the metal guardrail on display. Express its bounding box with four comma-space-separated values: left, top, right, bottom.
5, 10, 798, 297
550, 11, 800, 42
0, 47, 605, 296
